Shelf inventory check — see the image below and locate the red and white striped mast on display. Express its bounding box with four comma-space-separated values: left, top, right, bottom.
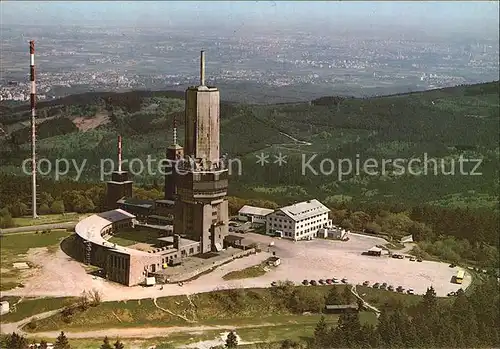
173, 117, 177, 146
30, 40, 38, 219
118, 135, 122, 172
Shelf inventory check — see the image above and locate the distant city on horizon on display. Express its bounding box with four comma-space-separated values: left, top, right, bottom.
0, 1, 499, 103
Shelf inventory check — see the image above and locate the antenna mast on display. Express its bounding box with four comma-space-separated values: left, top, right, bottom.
30, 40, 38, 219
200, 50, 205, 86
118, 135, 122, 172
173, 117, 177, 145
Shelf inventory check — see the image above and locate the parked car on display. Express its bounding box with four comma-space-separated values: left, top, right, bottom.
417, 259, 423, 262
341, 278, 348, 283
398, 255, 404, 259
332, 278, 340, 283
447, 291, 456, 297
326, 279, 333, 285
449, 263, 456, 268
373, 283, 380, 288
362, 281, 370, 286
382, 282, 387, 287
392, 254, 399, 259
410, 257, 416, 261
310, 280, 317, 286
407, 288, 415, 295
388, 285, 394, 291
271, 281, 277, 287
302, 279, 309, 286
319, 279, 326, 285
380, 284, 387, 290
396, 286, 404, 292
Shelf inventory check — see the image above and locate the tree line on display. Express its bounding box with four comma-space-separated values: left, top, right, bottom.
3, 278, 498, 348
2, 330, 241, 349
305, 279, 500, 349
2, 332, 124, 349
1, 173, 498, 270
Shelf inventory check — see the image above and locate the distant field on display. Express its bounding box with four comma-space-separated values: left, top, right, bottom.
0, 230, 71, 291
27, 312, 374, 349
12, 213, 88, 227
1, 82, 498, 209
27, 285, 379, 332
108, 227, 164, 247
0, 296, 78, 323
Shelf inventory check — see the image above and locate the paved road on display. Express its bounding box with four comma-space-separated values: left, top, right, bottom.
0, 308, 65, 335
4, 321, 287, 340
0, 222, 76, 235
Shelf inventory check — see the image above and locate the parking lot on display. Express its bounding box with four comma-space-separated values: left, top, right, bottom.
224, 232, 471, 297
1, 231, 470, 301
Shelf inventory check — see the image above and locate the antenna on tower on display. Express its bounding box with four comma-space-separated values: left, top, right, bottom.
118, 135, 122, 172
30, 40, 38, 219
200, 50, 205, 86
173, 117, 177, 145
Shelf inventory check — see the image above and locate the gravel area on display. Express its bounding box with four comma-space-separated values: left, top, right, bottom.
0, 233, 470, 301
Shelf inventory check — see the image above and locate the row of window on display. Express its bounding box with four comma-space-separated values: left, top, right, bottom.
268, 213, 327, 225
269, 215, 328, 230
109, 254, 127, 270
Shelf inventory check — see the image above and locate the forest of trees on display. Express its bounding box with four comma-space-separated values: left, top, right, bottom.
2, 278, 499, 348
0, 172, 498, 269
305, 279, 500, 349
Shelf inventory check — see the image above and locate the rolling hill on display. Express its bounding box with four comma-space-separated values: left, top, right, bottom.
0, 81, 498, 209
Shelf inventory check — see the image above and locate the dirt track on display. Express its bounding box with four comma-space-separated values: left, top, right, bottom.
0, 233, 470, 301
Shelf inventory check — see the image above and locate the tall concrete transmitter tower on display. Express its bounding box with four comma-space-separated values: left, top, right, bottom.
173, 51, 229, 253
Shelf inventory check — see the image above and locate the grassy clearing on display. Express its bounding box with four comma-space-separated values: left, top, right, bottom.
22, 313, 376, 348
384, 242, 405, 250
108, 227, 164, 247
12, 213, 87, 227
0, 297, 78, 323
0, 230, 71, 291
0, 282, 20, 291
222, 263, 268, 280
28, 285, 357, 332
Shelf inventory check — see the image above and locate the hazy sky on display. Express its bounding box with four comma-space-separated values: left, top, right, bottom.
1, 1, 499, 34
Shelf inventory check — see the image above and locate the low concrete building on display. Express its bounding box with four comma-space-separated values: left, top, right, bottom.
324, 304, 359, 314
224, 234, 245, 249
265, 199, 332, 241
318, 225, 349, 240
401, 234, 414, 243
74, 209, 203, 286
366, 246, 383, 256
238, 205, 274, 224
0, 301, 9, 315
117, 198, 155, 221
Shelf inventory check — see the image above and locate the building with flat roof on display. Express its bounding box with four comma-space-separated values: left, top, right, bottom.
74, 208, 203, 286
318, 225, 349, 240
237, 205, 274, 224
265, 199, 332, 241
366, 246, 383, 256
